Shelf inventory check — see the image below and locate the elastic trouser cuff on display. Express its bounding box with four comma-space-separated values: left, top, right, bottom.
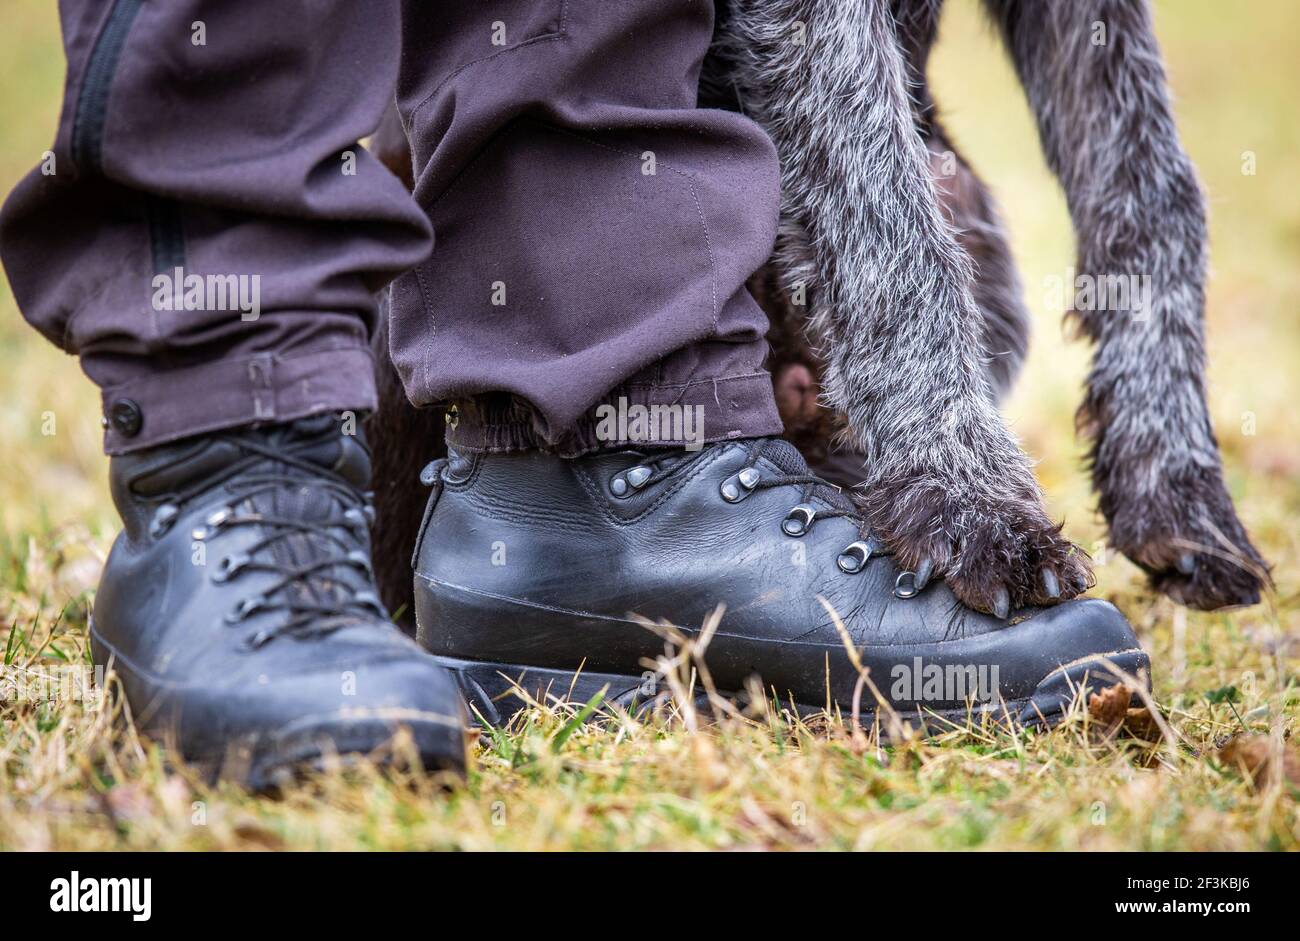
445, 372, 785, 458
99, 347, 377, 454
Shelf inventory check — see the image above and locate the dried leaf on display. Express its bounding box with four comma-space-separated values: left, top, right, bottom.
1216, 734, 1300, 790
232, 819, 285, 850
1088, 684, 1164, 743
1088, 683, 1132, 735
1120, 707, 1162, 742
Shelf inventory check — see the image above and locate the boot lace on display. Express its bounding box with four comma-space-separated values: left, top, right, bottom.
153, 433, 385, 647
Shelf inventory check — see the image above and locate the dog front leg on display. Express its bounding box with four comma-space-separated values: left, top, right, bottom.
720, 0, 1091, 613
986, 0, 1268, 608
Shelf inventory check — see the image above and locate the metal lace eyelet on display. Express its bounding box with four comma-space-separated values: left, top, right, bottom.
781, 504, 817, 537
894, 571, 919, 599
149, 503, 179, 538
612, 466, 652, 497
212, 553, 248, 584
720, 467, 761, 503
245, 629, 274, 649
205, 506, 234, 529
225, 595, 265, 624
836, 540, 873, 574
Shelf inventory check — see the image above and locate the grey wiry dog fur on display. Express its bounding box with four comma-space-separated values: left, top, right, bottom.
367, 0, 1267, 621
985, 0, 1268, 608
710, 0, 1267, 613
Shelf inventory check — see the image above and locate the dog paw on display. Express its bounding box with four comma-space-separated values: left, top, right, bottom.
859, 477, 1094, 616
1102, 472, 1269, 610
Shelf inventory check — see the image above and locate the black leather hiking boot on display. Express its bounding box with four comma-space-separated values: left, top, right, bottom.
413, 438, 1148, 729
92, 415, 466, 787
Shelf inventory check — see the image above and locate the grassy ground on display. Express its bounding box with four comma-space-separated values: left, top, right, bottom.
1, 1, 1297, 850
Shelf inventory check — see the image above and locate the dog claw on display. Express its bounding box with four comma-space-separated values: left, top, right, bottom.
1041, 568, 1060, 600
1177, 552, 1196, 575
914, 558, 934, 590
992, 586, 1010, 620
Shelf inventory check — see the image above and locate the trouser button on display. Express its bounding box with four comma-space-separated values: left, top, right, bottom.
108, 398, 144, 437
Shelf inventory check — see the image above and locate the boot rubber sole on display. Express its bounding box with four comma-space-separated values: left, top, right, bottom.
436, 647, 1150, 733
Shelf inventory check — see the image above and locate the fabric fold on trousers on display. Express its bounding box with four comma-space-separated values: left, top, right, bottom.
2, 1, 785, 455
392, 0, 786, 454
0, 0, 430, 452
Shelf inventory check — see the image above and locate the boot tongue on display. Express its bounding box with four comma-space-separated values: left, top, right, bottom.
756, 438, 809, 476
233, 417, 372, 626
270, 414, 372, 490
755, 438, 857, 513
258, 458, 353, 620
129, 414, 369, 497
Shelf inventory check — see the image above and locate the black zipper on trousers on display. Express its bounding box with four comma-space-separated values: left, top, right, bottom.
71, 0, 144, 173
71, 0, 186, 275
147, 197, 186, 273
